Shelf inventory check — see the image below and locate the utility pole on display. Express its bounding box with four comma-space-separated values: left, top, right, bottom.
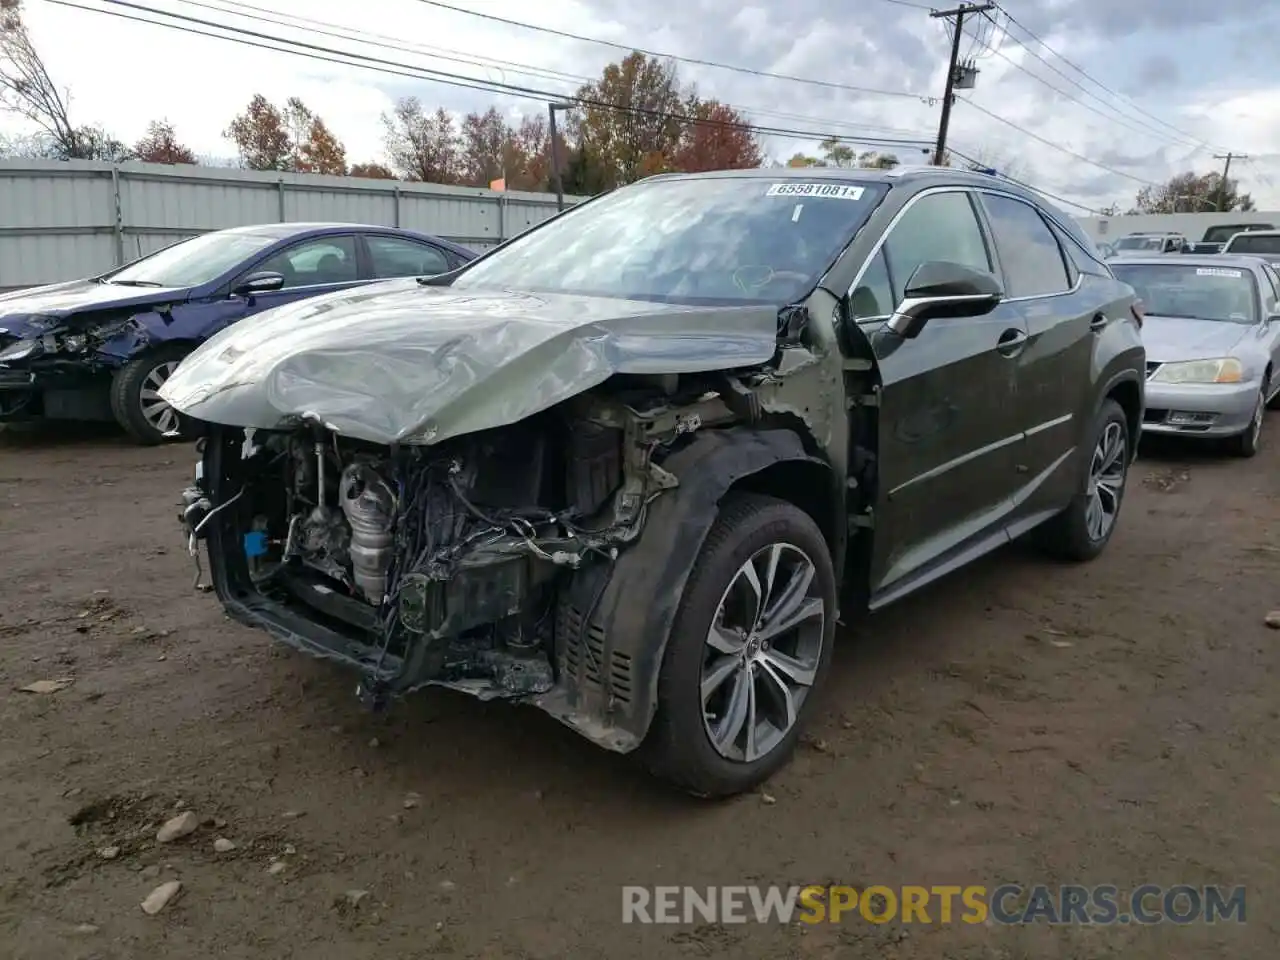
1213, 152, 1246, 211
548, 102, 574, 212
930, 2, 994, 166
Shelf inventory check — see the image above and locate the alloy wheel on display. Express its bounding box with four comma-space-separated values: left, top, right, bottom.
700, 542, 826, 763
1085, 420, 1126, 542
139, 361, 181, 436
1249, 393, 1264, 449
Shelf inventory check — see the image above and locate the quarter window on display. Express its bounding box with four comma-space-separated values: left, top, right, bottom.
367, 235, 451, 279
980, 194, 1072, 297
849, 249, 895, 319
256, 236, 359, 288
882, 191, 992, 304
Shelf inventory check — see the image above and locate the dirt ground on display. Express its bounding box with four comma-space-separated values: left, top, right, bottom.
1, 421, 1277, 960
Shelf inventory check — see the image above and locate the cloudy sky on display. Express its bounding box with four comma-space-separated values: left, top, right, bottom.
5, 0, 1280, 213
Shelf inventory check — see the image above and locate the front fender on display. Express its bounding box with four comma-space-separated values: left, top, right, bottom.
532, 427, 831, 753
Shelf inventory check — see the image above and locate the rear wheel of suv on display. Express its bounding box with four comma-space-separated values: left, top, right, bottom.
643, 493, 837, 798
110, 344, 194, 445
1034, 398, 1130, 562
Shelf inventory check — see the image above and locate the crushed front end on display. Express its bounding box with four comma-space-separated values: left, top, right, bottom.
0, 314, 152, 422
181, 383, 728, 724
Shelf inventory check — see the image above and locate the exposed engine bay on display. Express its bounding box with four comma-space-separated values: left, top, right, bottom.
186, 376, 741, 704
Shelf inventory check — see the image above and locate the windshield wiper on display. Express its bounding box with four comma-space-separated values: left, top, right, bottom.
107, 279, 165, 287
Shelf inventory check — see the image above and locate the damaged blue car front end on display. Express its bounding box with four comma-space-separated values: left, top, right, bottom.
0, 285, 184, 423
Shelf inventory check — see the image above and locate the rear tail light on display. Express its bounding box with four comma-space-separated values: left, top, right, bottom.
1130, 300, 1145, 328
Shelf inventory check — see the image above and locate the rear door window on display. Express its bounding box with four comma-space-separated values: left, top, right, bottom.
979, 193, 1072, 298
367, 235, 452, 279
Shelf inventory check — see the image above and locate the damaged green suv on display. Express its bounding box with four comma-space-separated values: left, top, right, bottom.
167, 167, 1144, 798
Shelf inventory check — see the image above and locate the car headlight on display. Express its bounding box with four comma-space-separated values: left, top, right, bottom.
1150, 358, 1244, 384
0, 339, 42, 363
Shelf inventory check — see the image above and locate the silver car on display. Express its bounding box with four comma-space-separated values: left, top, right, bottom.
1109, 254, 1280, 457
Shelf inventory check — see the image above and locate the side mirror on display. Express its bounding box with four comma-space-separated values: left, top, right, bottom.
885, 261, 1004, 339
232, 271, 285, 297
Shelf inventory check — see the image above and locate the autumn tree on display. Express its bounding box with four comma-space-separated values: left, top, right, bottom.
297, 116, 346, 175
572, 52, 685, 188
559, 143, 611, 195
0, 0, 73, 155
382, 97, 461, 184
511, 115, 555, 190
348, 161, 396, 179
857, 151, 899, 169
133, 119, 196, 164
224, 94, 290, 171
671, 99, 763, 173
0, 1, 126, 159
1133, 170, 1254, 214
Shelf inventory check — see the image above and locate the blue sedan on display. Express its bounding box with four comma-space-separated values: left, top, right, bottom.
0, 223, 476, 443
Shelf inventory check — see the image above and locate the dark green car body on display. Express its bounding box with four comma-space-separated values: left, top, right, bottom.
174, 165, 1145, 797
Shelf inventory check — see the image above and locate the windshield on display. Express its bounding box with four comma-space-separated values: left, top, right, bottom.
1111, 262, 1258, 324
1115, 236, 1164, 251
1223, 233, 1280, 255
451, 176, 889, 304
107, 231, 279, 288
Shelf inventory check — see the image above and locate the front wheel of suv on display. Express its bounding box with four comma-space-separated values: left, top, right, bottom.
642, 493, 837, 799
1034, 398, 1131, 562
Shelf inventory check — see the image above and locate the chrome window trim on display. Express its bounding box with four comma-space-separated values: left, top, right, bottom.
844, 184, 1083, 324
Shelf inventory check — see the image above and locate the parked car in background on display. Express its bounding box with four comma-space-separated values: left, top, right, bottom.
1219, 229, 1280, 269
1113, 233, 1188, 255
1110, 254, 1280, 457
0, 223, 476, 443
166, 165, 1144, 797
1196, 221, 1275, 254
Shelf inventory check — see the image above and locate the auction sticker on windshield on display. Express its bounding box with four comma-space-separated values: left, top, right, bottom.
1196, 268, 1244, 278
765, 183, 865, 200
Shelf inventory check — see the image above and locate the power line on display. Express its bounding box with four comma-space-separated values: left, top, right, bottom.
409, 0, 936, 103
958, 97, 1162, 187
979, 14, 1204, 151
46, 0, 937, 150
993, 4, 1224, 152
41, 0, 1125, 214
969, 19, 1202, 150
947, 145, 1110, 214
180, 0, 939, 142
407, 0, 1172, 189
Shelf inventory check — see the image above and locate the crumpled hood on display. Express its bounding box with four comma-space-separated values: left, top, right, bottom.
0, 279, 189, 339
160, 280, 781, 445
1142, 316, 1250, 363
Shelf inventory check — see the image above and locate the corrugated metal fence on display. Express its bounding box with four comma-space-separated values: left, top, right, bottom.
0, 159, 584, 291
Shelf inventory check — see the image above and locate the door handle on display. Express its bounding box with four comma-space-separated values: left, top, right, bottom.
1089, 312, 1108, 332
996, 328, 1028, 357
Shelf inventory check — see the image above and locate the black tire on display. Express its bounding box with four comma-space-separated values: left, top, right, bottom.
1265, 369, 1280, 411
109, 344, 194, 445
1034, 398, 1131, 562
642, 493, 838, 799
1230, 388, 1265, 458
